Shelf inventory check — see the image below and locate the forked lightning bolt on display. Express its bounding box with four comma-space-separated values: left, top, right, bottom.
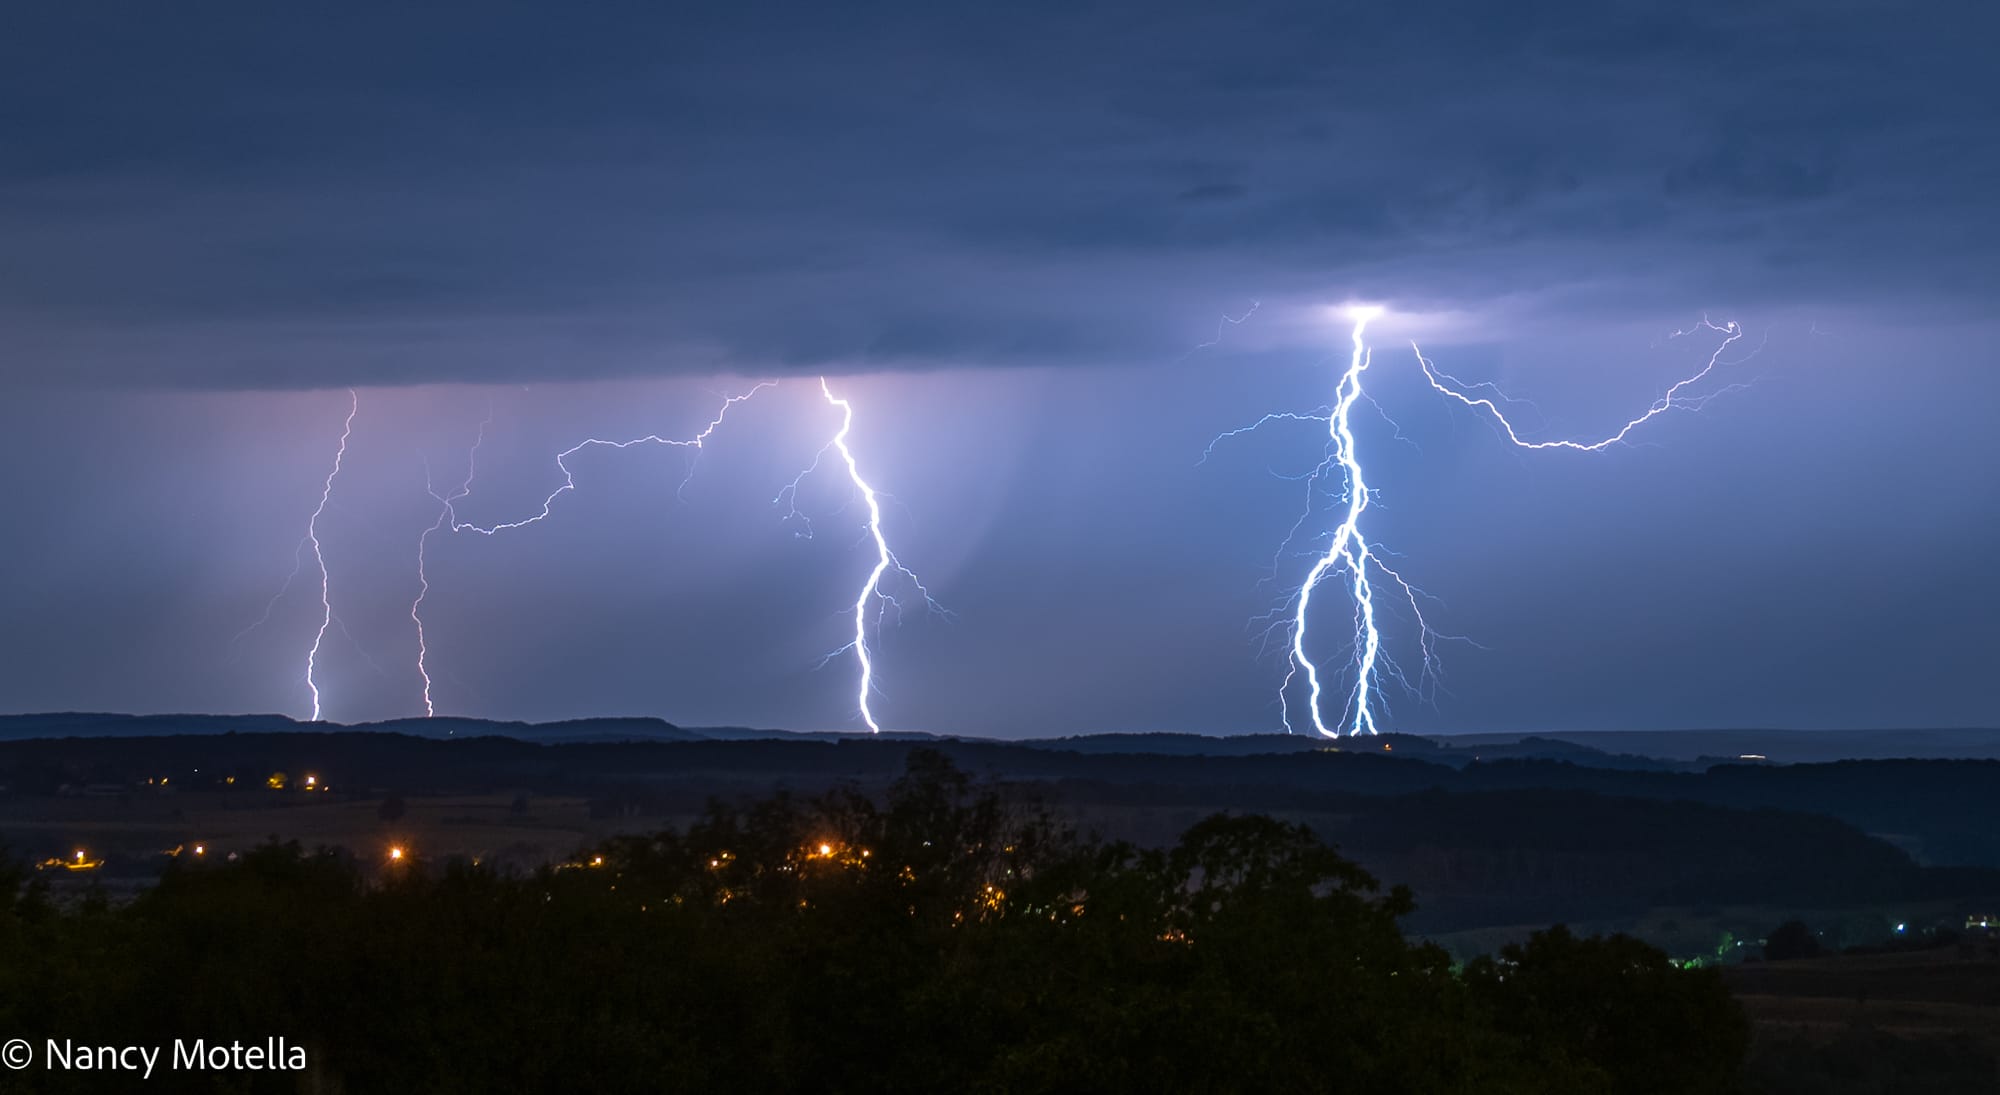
410, 379, 938, 729
412, 414, 488, 718
1248, 309, 1445, 737
776, 378, 946, 733
1212, 310, 1746, 737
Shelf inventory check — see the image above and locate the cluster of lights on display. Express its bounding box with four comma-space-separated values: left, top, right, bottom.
520, 839, 1090, 936
261, 772, 330, 792
38, 849, 102, 872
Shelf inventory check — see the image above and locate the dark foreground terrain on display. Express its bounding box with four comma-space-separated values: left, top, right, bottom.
4, 752, 1753, 1093
1727, 948, 2000, 1094
2, 716, 1998, 1090
9, 717, 2000, 939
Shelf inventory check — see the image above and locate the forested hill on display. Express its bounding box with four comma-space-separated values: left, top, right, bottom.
5, 727, 2000, 868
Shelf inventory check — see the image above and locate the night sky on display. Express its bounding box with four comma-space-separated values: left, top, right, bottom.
1, 2, 1994, 736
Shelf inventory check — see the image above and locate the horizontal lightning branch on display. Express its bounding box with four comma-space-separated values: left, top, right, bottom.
443, 383, 775, 536
1414, 318, 1745, 450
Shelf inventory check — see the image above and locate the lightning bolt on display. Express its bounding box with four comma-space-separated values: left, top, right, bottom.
1212, 311, 1750, 737
777, 378, 946, 733
407, 384, 771, 720
1210, 309, 1442, 736
1415, 317, 1747, 450
1246, 309, 1446, 737
443, 383, 774, 536
302, 391, 359, 721
266, 376, 949, 729
1177, 300, 1261, 363
412, 413, 489, 718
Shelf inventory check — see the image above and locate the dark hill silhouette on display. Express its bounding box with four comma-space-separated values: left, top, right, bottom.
7, 725, 2000, 923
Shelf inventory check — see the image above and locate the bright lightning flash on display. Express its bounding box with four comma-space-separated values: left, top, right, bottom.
1212, 310, 1750, 738
303, 391, 360, 721
1247, 309, 1446, 737
777, 378, 946, 733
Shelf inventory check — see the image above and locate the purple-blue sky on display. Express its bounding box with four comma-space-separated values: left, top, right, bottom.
1, 2, 1994, 735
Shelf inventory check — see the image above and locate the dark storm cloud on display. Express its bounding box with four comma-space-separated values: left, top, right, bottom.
1175, 184, 1249, 204
2, 0, 1994, 388
1, 1, 1996, 737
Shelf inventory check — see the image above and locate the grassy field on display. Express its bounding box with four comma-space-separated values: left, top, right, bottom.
1727, 948, 2000, 1093
0, 790, 698, 878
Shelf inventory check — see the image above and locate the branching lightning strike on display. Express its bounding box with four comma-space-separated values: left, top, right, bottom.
413, 414, 488, 718
1212, 311, 1747, 737
407, 384, 773, 717
411, 378, 939, 731
776, 378, 946, 733
442, 383, 775, 537
1414, 317, 1746, 451
1257, 310, 1446, 737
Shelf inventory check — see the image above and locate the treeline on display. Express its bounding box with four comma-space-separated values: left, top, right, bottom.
0, 752, 1748, 1093
8, 731, 2000, 867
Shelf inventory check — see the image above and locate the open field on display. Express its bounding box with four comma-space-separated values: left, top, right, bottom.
0, 791, 697, 880
1727, 948, 2000, 1043
1727, 949, 2000, 1093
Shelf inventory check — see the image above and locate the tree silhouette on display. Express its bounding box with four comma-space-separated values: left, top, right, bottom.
0, 751, 1749, 1093
1763, 919, 1823, 961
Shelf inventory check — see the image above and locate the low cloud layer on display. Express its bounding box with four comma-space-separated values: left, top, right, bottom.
5, 0, 1994, 388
